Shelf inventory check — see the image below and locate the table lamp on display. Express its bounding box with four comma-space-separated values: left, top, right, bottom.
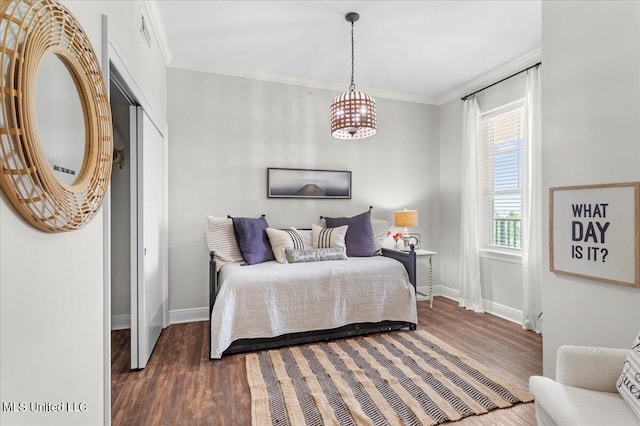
394, 209, 418, 250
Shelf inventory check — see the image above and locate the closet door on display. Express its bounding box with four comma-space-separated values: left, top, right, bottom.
130, 106, 166, 369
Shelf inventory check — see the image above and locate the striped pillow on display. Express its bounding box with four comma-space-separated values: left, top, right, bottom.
266, 227, 308, 263
311, 224, 348, 251
206, 215, 244, 270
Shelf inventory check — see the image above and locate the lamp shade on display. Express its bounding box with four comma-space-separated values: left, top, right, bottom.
394, 210, 418, 228
330, 91, 377, 140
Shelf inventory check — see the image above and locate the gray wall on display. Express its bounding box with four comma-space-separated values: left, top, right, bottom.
541, 0, 640, 377
438, 72, 528, 319
167, 68, 440, 311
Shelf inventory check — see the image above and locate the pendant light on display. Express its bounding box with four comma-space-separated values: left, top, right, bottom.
330, 12, 377, 140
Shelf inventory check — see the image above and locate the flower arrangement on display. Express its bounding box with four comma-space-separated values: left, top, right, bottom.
386, 230, 404, 241
387, 230, 404, 249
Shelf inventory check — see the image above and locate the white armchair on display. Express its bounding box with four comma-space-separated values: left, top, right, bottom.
529, 345, 640, 426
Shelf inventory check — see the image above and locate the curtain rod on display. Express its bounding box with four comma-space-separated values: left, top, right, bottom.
461, 62, 541, 101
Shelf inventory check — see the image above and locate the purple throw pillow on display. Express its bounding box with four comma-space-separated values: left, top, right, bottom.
231, 216, 275, 265
325, 210, 376, 257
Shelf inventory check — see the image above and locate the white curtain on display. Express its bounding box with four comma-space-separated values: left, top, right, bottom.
521, 66, 543, 333
458, 97, 485, 313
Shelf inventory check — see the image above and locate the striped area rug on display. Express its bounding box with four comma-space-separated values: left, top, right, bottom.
246, 330, 533, 425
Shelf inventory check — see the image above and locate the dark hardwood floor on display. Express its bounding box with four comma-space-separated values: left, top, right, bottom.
112, 297, 542, 425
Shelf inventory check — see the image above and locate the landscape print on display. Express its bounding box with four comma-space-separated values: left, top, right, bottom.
268, 168, 351, 199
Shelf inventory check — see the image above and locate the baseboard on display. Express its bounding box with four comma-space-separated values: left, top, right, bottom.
437, 285, 458, 300
111, 307, 209, 330
168, 307, 209, 324
417, 285, 451, 302
437, 286, 523, 325
111, 314, 130, 330
416, 286, 431, 302
482, 300, 523, 324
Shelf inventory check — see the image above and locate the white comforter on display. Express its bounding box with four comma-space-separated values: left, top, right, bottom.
210, 256, 417, 358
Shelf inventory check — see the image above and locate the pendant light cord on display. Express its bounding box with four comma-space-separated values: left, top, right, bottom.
349, 20, 355, 92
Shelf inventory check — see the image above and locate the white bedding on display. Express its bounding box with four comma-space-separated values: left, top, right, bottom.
210, 256, 417, 358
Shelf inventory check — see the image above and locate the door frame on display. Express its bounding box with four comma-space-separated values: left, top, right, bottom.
102, 15, 168, 424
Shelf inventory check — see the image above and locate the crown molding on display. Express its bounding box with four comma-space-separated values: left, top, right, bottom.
169, 58, 438, 105
167, 48, 540, 107
436, 48, 541, 106
142, 0, 173, 65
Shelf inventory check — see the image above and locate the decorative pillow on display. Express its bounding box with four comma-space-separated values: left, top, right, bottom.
285, 247, 348, 263
371, 219, 389, 253
325, 210, 376, 257
617, 332, 640, 420
311, 224, 347, 250
231, 216, 275, 265
266, 227, 307, 263
297, 229, 313, 248
205, 215, 244, 270
320, 216, 388, 254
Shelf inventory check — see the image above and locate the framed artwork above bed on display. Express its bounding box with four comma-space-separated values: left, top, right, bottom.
267, 168, 352, 199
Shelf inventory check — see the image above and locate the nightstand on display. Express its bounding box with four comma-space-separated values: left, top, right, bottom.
415, 250, 437, 308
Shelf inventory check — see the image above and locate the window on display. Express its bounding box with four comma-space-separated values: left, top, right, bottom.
481, 103, 525, 249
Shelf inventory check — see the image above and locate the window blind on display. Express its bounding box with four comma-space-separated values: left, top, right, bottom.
482, 106, 524, 248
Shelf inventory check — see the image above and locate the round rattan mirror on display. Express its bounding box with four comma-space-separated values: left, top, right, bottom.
0, 0, 113, 232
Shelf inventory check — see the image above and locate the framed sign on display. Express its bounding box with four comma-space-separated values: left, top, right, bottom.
267, 168, 351, 199
550, 182, 640, 287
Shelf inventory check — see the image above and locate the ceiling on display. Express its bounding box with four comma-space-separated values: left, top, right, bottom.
155, 1, 541, 104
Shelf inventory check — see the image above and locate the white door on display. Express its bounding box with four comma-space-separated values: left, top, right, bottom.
130, 106, 166, 369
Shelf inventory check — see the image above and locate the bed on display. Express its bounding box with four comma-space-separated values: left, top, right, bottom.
206, 212, 418, 359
